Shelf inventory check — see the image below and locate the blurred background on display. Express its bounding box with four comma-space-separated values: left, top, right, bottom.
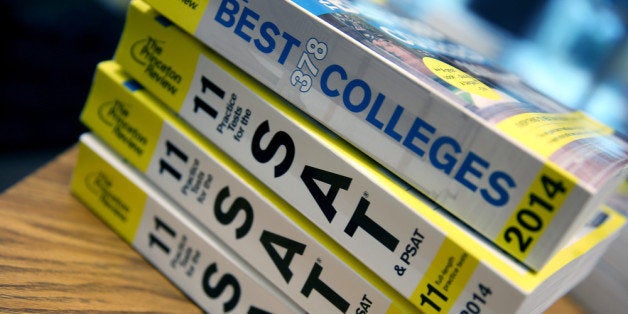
410, 0, 628, 134
0, 0, 129, 191
0, 0, 626, 191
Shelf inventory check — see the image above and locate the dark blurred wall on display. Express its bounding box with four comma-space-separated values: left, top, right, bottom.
0, 0, 126, 152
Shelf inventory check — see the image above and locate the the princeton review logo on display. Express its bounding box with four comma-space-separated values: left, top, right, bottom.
85, 171, 130, 222
97, 100, 147, 156
130, 36, 182, 95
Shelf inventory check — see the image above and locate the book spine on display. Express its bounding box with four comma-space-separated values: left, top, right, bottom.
82, 61, 416, 313
139, 0, 628, 269
71, 133, 303, 314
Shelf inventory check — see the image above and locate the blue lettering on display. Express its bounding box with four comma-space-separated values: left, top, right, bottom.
234, 7, 259, 42
320, 64, 346, 97
214, 0, 238, 27
430, 136, 461, 175
343, 79, 370, 113
454, 152, 488, 192
365, 93, 386, 129
481, 171, 516, 206
402, 117, 435, 157
309, 54, 516, 207
214, 0, 300, 65
255, 21, 279, 53
383, 105, 404, 141
278, 32, 301, 65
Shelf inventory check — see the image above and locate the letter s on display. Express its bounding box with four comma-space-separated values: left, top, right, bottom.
481, 170, 516, 206
214, 186, 254, 239
255, 21, 279, 53
251, 120, 295, 178
202, 263, 241, 313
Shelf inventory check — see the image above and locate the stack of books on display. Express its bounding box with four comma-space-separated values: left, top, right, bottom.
70, 0, 628, 313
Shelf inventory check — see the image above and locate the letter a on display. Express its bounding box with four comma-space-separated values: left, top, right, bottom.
259, 230, 306, 283
300, 165, 352, 222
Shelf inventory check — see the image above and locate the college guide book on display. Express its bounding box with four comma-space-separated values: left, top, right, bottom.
120, 1, 628, 269
126, 0, 627, 270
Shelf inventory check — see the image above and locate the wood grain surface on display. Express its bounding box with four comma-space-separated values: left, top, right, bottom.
0, 146, 202, 313
0, 146, 586, 313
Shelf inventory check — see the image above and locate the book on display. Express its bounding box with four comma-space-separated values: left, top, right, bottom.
71, 132, 304, 314
80, 59, 626, 313
140, 0, 628, 270
79, 64, 418, 313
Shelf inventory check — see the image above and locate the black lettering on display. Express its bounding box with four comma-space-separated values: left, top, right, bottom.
214, 186, 254, 239
344, 197, 399, 252
300, 165, 352, 222
301, 263, 349, 313
251, 120, 295, 178
202, 263, 241, 313
259, 230, 306, 283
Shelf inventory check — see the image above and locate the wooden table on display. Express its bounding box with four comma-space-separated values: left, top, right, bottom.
0, 146, 585, 313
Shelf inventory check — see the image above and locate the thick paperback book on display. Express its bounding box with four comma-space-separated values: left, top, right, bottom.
141, 0, 628, 269
81, 62, 416, 313
81, 60, 625, 313
71, 133, 303, 314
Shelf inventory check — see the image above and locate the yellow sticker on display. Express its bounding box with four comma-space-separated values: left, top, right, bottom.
496, 163, 575, 261
497, 111, 614, 158
423, 57, 501, 100
410, 238, 479, 313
